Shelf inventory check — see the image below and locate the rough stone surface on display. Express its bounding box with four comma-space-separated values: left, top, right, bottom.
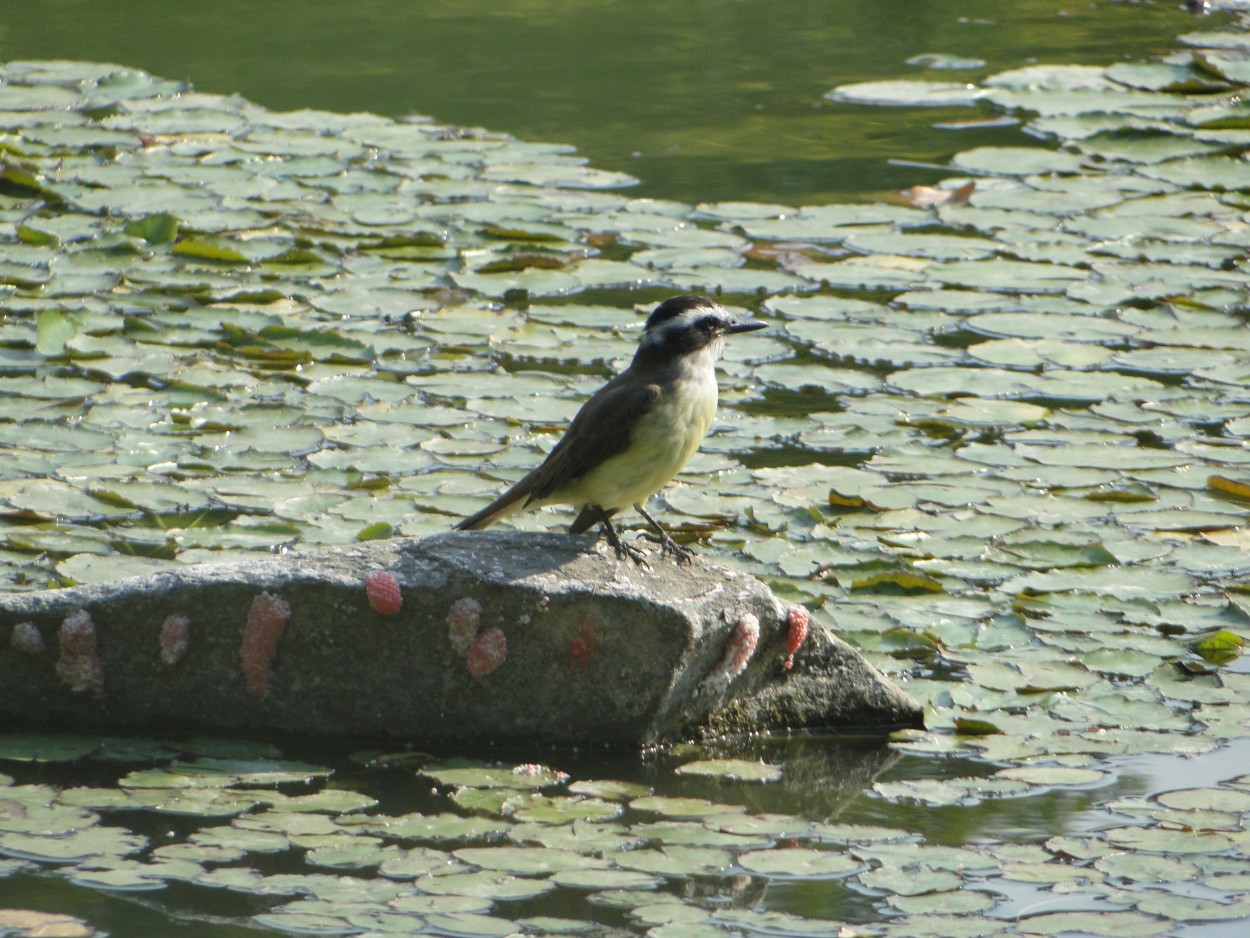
0, 532, 923, 746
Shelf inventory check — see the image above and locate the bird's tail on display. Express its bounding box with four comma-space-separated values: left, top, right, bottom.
453, 473, 538, 531
453, 496, 522, 531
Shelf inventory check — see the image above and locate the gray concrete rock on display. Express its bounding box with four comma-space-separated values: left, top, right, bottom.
0, 532, 922, 746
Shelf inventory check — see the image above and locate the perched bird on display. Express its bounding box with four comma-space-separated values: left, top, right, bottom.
454, 295, 766, 562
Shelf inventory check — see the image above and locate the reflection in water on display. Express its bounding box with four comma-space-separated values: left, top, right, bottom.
653, 733, 905, 821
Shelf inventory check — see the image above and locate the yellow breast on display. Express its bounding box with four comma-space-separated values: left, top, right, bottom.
565, 369, 718, 512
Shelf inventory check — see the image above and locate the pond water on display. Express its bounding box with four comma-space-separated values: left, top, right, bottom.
2, 0, 1250, 936
0, 0, 1212, 204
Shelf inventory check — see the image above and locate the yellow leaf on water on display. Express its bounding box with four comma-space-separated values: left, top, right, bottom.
1207, 474, 1250, 501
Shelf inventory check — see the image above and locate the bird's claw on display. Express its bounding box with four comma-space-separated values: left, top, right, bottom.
634, 504, 694, 564
655, 530, 694, 564
615, 539, 651, 567
599, 517, 651, 567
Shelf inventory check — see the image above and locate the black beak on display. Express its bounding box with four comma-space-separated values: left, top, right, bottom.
725, 319, 767, 335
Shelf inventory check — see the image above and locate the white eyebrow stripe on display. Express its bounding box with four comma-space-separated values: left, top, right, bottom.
651, 306, 719, 336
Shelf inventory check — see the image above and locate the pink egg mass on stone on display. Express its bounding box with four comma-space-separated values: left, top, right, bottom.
701, 612, 760, 694
723, 613, 760, 676
241, 591, 291, 699
159, 614, 191, 667
568, 621, 597, 668
783, 605, 809, 670
364, 570, 402, 616
55, 608, 103, 697
10, 621, 44, 655
466, 626, 507, 678
446, 597, 482, 656
59, 608, 96, 655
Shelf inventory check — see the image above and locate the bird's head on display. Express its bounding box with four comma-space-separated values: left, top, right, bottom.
637, 295, 766, 360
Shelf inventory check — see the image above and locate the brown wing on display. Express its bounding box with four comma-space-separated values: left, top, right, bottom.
524, 372, 661, 506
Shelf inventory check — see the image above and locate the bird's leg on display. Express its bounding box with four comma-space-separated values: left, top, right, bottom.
597, 507, 649, 566
635, 503, 693, 564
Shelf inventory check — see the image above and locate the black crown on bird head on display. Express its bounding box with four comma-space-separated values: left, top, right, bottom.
644, 295, 718, 332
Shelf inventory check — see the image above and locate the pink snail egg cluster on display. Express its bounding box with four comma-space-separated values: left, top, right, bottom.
159, 615, 191, 667
466, 627, 508, 678
701, 612, 760, 694
568, 620, 597, 669
241, 591, 290, 699
10, 621, 44, 655
723, 613, 760, 676
365, 570, 402, 616
56, 609, 104, 697
446, 597, 507, 678
446, 597, 482, 656
783, 605, 809, 671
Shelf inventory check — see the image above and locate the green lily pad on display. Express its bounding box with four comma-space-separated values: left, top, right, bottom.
362, 812, 505, 843
452, 845, 598, 875
736, 847, 859, 879
908, 53, 986, 71
1014, 910, 1173, 936
0, 734, 100, 763
1154, 787, 1250, 813
120, 758, 333, 789
566, 779, 652, 801
673, 759, 782, 782
951, 146, 1085, 176
507, 795, 623, 824
414, 869, 556, 900
628, 797, 747, 819
422, 912, 520, 937
421, 762, 567, 790
615, 846, 733, 877
550, 867, 661, 890
859, 864, 962, 896
995, 766, 1106, 787
0, 826, 147, 864
827, 80, 985, 107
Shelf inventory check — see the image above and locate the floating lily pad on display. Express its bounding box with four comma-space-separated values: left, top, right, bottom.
736, 847, 859, 879
522, 794, 626, 824
1015, 910, 1173, 936
0, 734, 100, 763
421, 763, 567, 791
567, 779, 652, 801
859, 864, 962, 896
951, 146, 1085, 176
452, 845, 597, 875
995, 766, 1106, 787
827, 80, 985, 107
414, 869, 556, 900
362, 812, 505, 843
616, 847, 733, 877
628, 797, 748, 819
550, 867, 661, 890
673, 759, 782, 782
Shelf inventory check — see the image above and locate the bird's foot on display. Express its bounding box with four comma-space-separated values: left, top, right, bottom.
616, 539, 651, 566
652, 528, 694, 565
599, 518, 651, 567
633, 503, 694, 564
